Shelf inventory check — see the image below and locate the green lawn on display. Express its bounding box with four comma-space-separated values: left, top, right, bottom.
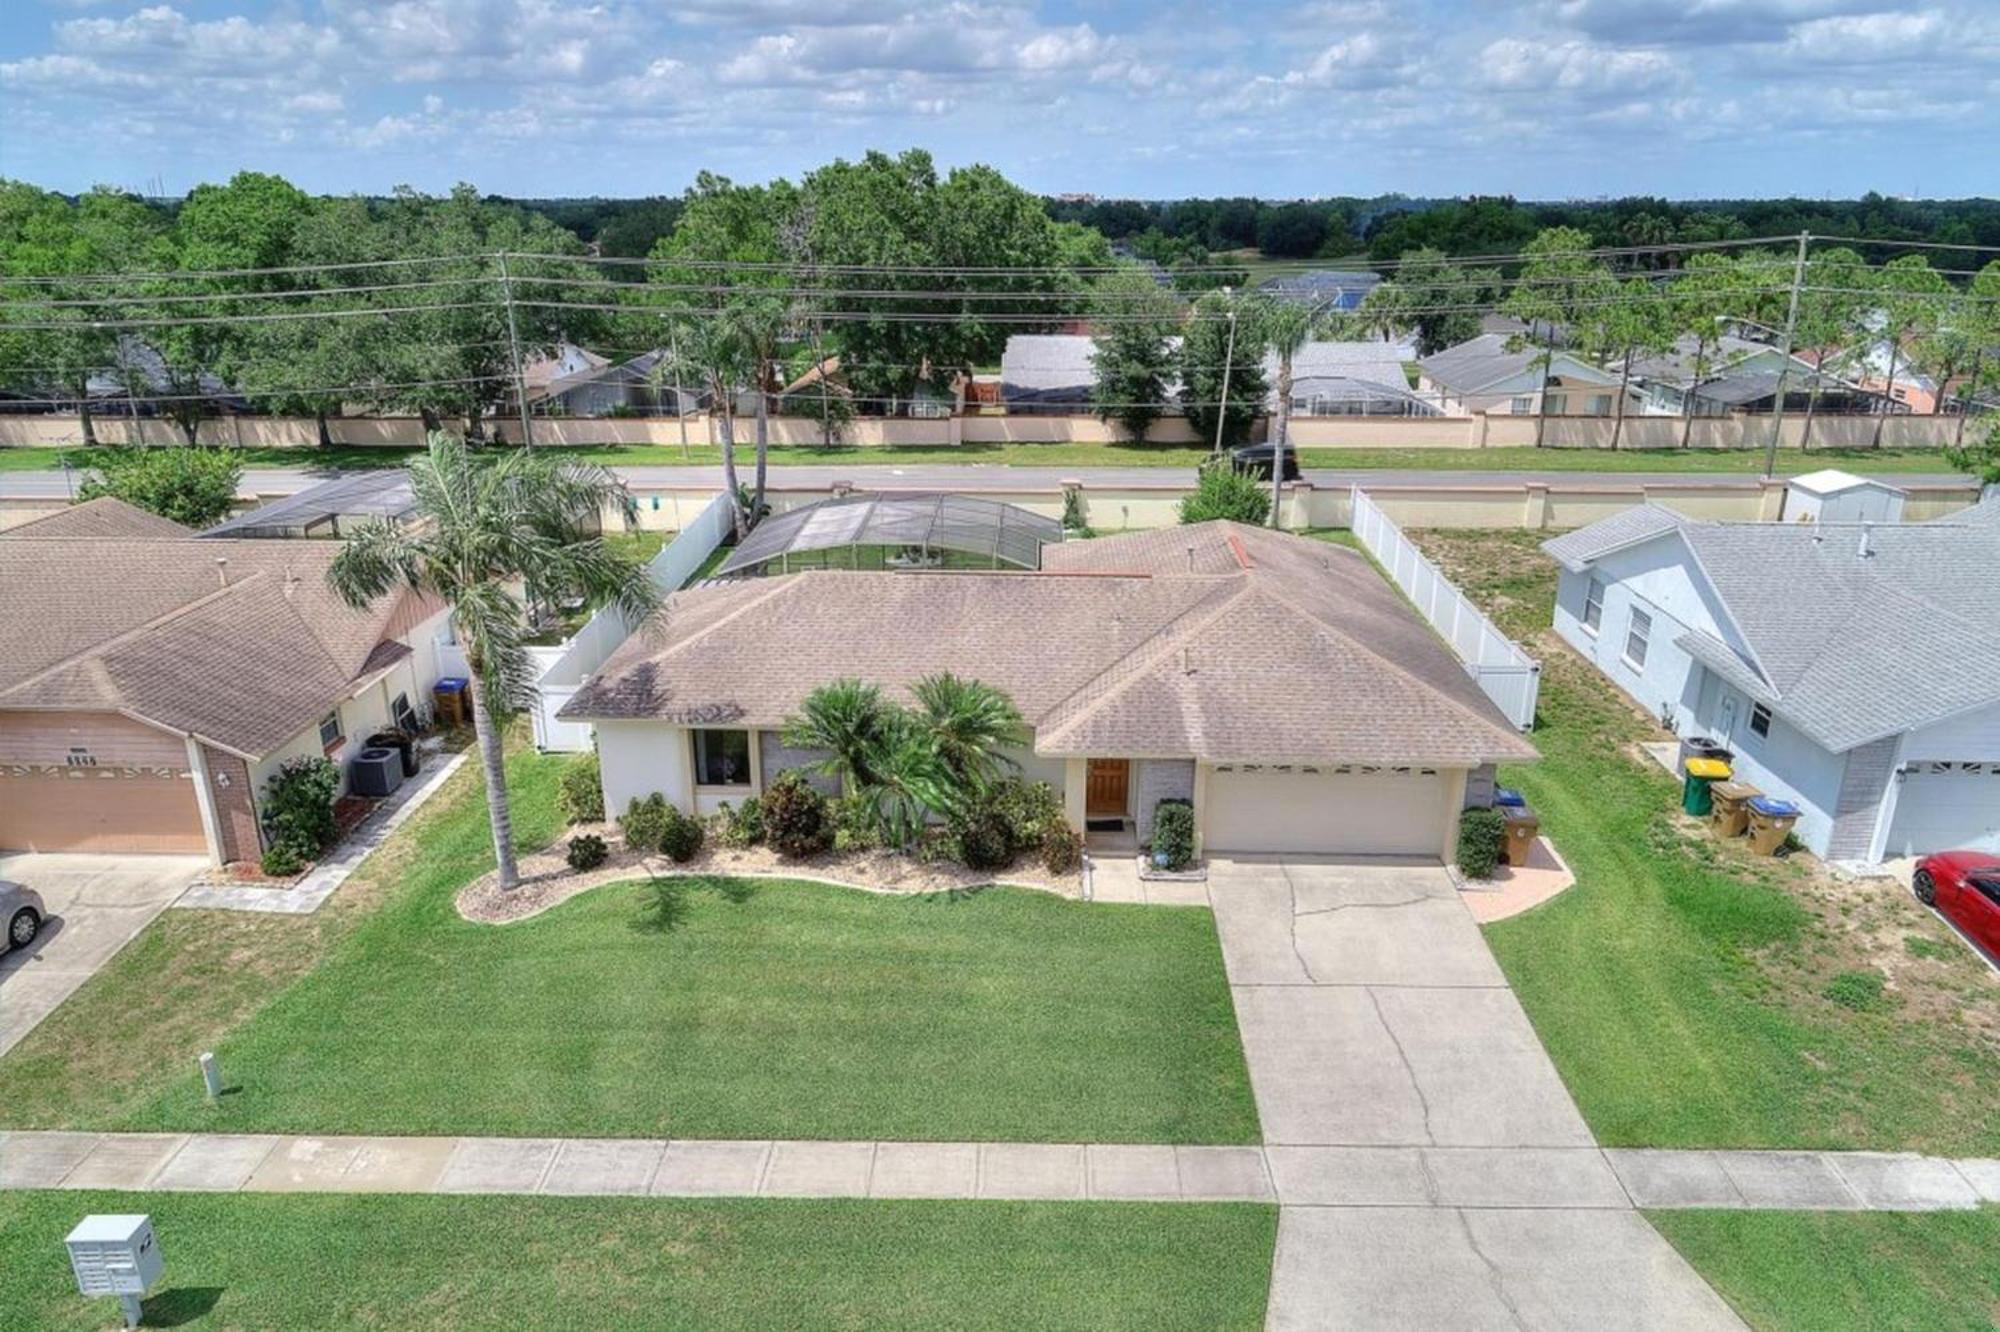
0, 1191, 1276, 1331
1650, 1209, 2000, 1332
0, 743, 1256, 1144
1413, 529, 1999, 1155
0, 441, 1964, 475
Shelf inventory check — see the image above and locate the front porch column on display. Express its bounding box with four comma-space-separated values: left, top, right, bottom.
1062, 757, 1087, 832
1438, 768, 1470, 863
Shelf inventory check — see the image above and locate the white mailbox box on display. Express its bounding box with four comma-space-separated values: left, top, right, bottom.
66, 1213, 162, 1306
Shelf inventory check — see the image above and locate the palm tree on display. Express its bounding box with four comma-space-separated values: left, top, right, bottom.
781, 678, 896, 793
327, 432, 661, 890
909, 672, 1028, 798
675, 310, 755, 539
1260, 299, 1319, 527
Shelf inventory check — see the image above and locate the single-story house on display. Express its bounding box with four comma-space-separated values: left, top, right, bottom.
999, 334, 1425, 417
0, 498, 454, 864
561, 520, 1536, 859
533, 349, 708, 418
1416, 333, 1630, 416
1629, 335, 1893, 417
1542, 490, 2000, 863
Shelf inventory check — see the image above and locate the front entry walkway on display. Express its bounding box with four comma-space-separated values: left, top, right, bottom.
1207, 856, 1744, 1331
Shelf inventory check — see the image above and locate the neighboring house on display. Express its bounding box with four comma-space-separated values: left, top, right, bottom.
534, 349, 707, 418
520, 341, 609, 403
1258, 269, 1382, 312
999, 334, 1098, 412
562, 520, 1535, 859
998, 333, 1424, 417
0, 498, 454, 864
1630, 335, 1892, 417
1542, 486, 2000, 864
1416, 333, 1629, 416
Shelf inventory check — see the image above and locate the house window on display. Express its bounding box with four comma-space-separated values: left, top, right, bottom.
1510, 395, 1533, 415
318, 710, 345, 752
1750, 703, 1772, 738
1623, 608, 1652, 670
1582, 577, 1605, 633
1589, 394, 1612, 417
694, 729, 751, 787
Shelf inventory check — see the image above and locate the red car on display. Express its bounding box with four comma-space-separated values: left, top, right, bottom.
1913, 851, 2000, 960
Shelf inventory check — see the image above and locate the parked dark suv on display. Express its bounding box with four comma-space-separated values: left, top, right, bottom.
1227, 442, 1302, 482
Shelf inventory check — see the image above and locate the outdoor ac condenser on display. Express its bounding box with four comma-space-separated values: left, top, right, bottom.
349, 746, 405, 799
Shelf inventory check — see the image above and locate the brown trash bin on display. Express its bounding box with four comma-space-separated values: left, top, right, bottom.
1708, 781, 1761, 839
1745, 796, 1801, 856
1501, 806, 1540, 868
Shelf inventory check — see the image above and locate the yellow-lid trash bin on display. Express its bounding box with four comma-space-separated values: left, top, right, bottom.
1681, 756, 1732, 816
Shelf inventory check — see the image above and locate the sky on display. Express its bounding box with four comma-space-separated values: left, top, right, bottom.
1, 1, 1995, 202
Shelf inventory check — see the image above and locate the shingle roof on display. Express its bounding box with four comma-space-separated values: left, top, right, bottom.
1416, 333, 1617, 393
1, 496, 191, 541
1546, 503, 2000, 750
565, 521, 1535, 768
1540, 504, 1688, 571
0, 513, 436, 757
1257, 270, 1382, 311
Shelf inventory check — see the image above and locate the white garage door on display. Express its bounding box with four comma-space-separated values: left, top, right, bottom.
1204, 764, 1450, 858
1885, 762, 2000, 857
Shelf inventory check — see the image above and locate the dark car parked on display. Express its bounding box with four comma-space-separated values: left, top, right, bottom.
1227, 442, 1302, 482
1913, 850, 2000, 961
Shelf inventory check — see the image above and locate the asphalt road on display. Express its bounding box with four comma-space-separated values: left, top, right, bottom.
0, 463, 1972, 500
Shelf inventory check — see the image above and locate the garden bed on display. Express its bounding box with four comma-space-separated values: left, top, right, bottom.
458, 825, 1080, 924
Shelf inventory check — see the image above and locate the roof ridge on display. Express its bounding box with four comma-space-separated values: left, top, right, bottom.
626, 574, 803, 667
1034, 577, 1252, 745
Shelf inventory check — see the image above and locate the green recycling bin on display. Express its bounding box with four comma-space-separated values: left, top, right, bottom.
1681, 756, 1732, 816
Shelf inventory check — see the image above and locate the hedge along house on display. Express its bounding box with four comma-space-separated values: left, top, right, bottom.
561, 521, 1535, 860
1543, 490, 2000, 864
0, 498, 453, 864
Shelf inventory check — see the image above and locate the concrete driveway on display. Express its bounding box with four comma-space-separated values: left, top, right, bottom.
0, 852, 205, 1057
1208, 857, 1742, 1330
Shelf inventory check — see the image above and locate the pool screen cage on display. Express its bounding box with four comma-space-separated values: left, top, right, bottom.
715, 492, 1064, 578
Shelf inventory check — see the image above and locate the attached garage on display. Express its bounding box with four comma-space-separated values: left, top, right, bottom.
1884, 762, 2000, 858
1203, 764, 1453, 858
0, 766, 206, 854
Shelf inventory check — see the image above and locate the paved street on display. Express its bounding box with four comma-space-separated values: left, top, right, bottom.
0, 853, 206, 1056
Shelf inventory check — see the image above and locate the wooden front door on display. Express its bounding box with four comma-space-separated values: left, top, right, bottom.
1085, 759, 1130, 819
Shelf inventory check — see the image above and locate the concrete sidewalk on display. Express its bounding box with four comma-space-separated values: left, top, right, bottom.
3, 1132, 1992, 1211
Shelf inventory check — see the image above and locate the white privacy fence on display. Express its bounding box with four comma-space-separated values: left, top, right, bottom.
531, 492, 735, 751
1349, 486, 1541, 731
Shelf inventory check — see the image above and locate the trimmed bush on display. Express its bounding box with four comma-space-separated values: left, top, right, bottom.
1041, 821, 1083, 875
1150, 799, 1197, 871
659, 806, 705, 863
954, 805, 1016, 871
619, 794, 672, 854
761, 771, 833, 858
715, 796, 764, 848
1178, 462, 1270, 526
260, 755, 339, 866
566, 833, 609, 871
990, 778, 1066, 854
558, 751, 604, 824
259, 844, 304, 878
1456, 807, 1506, 880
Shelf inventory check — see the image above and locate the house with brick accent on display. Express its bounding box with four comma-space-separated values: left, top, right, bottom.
0, 498, 453, 865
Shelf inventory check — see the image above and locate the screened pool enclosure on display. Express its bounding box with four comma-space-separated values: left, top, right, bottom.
715, 492, 1065, 577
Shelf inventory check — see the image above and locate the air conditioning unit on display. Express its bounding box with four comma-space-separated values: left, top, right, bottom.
349, 746, 405, 799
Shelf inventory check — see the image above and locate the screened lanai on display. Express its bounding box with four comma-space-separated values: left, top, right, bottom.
715, 492, 1065, 577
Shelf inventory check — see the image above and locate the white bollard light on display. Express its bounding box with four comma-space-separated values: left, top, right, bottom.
199, 1051, 223, 1101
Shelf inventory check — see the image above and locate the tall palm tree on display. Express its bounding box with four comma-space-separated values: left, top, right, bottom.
909, 672, 1028, 797
781, 678, 896, 793
327, 432, 661, 890
1260, 299, 1319, 527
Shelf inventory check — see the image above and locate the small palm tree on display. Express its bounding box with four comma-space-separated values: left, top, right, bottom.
1261, 299, 1321, 526
781, 678, 896, 793
909, 672, 1028, 800
327, 432, 662, 890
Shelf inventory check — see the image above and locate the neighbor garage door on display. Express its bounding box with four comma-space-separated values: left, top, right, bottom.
0, 768, 206, 854
1884, 761, 2000, 857
1204, 764, 1451, 858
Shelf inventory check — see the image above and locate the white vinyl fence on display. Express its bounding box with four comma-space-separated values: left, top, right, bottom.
530, 492, 735, 751
1349, 486, 1541, 731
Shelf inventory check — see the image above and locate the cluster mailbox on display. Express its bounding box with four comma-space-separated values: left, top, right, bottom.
65, 1214, 161, 1326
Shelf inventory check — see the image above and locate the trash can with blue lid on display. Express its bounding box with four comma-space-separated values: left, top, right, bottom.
1494, 788, 1527, 809
433, 676, 469, 727
1746, 795, 1801, 855
1681, 756, 1731, 816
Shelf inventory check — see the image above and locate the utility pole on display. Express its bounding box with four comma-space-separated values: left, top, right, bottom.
1212, 290, 1237, 460
497, 253, 533, 448
1762, 232, 1810, 479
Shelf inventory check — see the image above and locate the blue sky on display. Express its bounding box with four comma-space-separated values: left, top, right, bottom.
2, 1, 1995, 200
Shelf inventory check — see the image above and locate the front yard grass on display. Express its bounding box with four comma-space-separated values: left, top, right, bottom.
0, 1191, 1276, 1331
0, 740, 1256, 1144
1648, 1209, 2000, 1332
1412, 528, 1998, 1155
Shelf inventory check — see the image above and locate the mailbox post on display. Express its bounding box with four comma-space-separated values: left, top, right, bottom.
65, 1213, 162, 1328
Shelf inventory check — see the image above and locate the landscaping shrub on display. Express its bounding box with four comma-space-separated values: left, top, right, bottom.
558, 751, 604, 824
1150, 799, 1197, 871
714, 796, 764, 848
953, 805, 1016, 871
830, 795, 879, 852
619, 794, 672, 854
259, 845, 304, 878
260, 756, 340, 866
1823, 970, 1892, 1012
1456, 807, 1506, 880
659, 805, 705, 864
990, 778, 1066, 854
761, 771, 833, 858
77, 445, 244, 528
1042, 821, 1084, 875
566, 833, 609, 871
1178, 462, 1270, 526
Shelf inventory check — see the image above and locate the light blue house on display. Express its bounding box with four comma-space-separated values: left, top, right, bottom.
1542, 493, 2000, 864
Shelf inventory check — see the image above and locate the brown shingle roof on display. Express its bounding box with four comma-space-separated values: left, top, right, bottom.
0, 514, 436, 757
1, 496, 192, 541
565, 521, 1534, 767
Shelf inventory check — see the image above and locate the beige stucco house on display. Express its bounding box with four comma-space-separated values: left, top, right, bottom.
562, 521, 1535, 860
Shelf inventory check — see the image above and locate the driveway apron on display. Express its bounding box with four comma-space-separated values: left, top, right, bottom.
1208, 856, 1743, 1331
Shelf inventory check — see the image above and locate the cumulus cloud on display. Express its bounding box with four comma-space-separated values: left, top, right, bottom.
1478, 38, 1683, 95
